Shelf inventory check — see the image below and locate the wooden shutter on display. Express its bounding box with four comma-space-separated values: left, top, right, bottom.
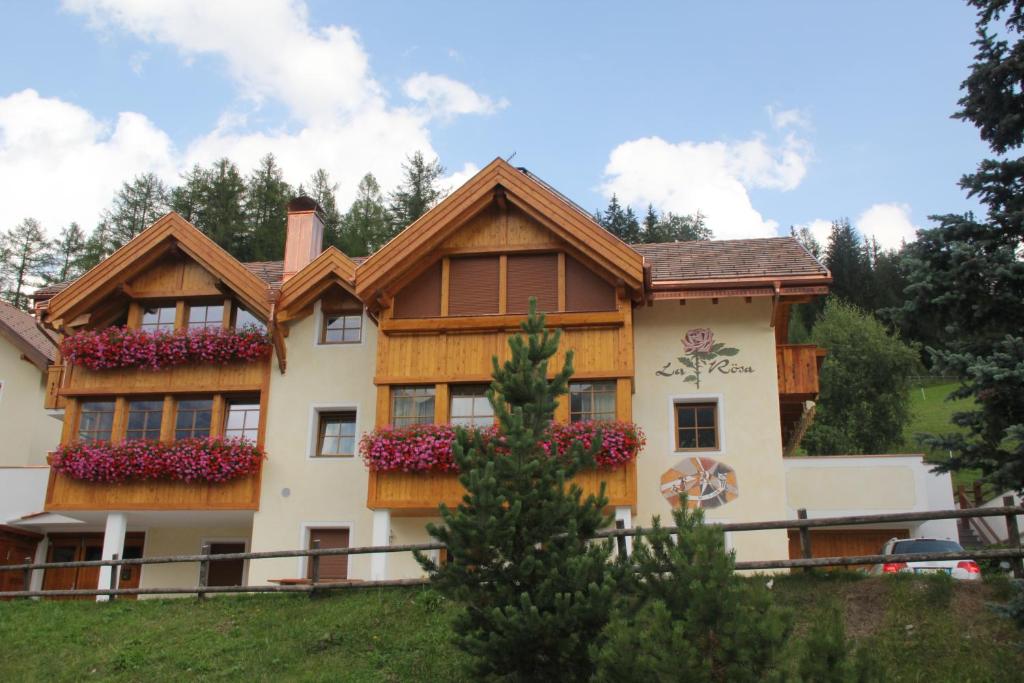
507, 254, 558, 313
393, 262, 441, 318
309, 528, 349, 580
448, 256, 500, 315
565, 256, 616, 311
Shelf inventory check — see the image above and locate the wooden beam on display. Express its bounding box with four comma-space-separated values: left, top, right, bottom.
498, 255, 508, 315
440, 257, 450, 317
557, 252, 566, 312
380, 310, 624, 334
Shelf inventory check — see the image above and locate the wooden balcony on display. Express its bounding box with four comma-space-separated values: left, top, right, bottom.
367, 461, 637, 516
43, 460, 262, 512
776, 344, 826, 401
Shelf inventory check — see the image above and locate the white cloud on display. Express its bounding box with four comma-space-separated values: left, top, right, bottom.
601, 123, 812, 240
128, 50, 149, 75
800, 218, 833, 250
0, 1, 506, 234
404, 73, 507, 118
439, 162, 481, 195
768, 105, 809, 130
856, 202, 919, 250
0, 89, 176, 234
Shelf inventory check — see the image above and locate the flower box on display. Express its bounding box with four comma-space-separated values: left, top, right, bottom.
50, 437, 265, 484
359, 421, 645, 473
60, 325, 271, 371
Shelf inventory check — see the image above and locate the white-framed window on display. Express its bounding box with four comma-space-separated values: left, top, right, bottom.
670, 394, 725, 455
315, 410, 357, 457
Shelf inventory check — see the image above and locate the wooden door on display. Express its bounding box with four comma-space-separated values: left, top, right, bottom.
0, 530, 41, 597
207, 542, 246, 587
42, 538, 82, 599
76, 540, 104, 594
308, 529, 349, 581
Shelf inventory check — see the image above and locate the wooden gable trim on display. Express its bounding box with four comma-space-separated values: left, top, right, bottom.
355, 158, 644, 307
276, 247, 359, 323
44, 213, 271, 328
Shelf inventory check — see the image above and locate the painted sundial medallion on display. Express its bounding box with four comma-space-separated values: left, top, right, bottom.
660, 457, 738, 509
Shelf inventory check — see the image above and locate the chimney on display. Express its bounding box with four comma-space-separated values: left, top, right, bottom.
283, 196, 325, 282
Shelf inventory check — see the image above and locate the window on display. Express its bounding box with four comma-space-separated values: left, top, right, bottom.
307, 528, 349, 580
569, 381, 616, 422
224, 400, 260, 442
187, 304, 224, 330
448, 256, 500, 315
391, 386, 435, 427
175, 399, 213, 439
317, 411, 357, 457
78, 401, 115, 442
234, 307, 266, 333
674, 402, 719, 451
450, 385, 494, 427
126, 400, 163, 441
507, 254, 558, 313
321, 312, 362, 344
140, 306, 176, 332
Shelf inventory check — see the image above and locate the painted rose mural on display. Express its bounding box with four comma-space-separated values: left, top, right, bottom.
656, 327, 751, 388
660, 457, 738, 509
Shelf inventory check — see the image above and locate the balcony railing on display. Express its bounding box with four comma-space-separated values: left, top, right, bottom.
366, 461, 637, 515
776, 344, 826, 400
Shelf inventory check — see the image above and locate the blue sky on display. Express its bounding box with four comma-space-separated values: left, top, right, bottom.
0, 1, 988, 248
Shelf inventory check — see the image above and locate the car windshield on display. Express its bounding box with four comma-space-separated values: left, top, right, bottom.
892, 539, 963, 554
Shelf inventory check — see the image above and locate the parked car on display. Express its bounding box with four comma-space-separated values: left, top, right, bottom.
870, 537, 981, 580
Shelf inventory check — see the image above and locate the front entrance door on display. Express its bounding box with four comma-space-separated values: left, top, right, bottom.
42, 533, 145, 599
207, 542, 246, 587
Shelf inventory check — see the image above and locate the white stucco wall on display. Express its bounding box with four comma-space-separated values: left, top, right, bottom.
139, 523, 254, 597
0, 341, 61, 466
249, 302, 381, 584
0, 465, 49, 522
632, 298, 790, 563
783, 454, 959, 540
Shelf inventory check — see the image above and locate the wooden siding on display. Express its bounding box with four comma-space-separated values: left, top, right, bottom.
127, 257, 222, 299
44, 467, 261, 511
57, 361, 265, 397
776, 344, 825, 400
367, 460, 637, 515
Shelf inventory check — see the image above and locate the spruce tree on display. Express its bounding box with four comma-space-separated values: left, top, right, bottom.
49, 222, 87, 282
418, 300, 616, 681
103, 172, 169, 248
78, 220, 115, 273
592, 503, 792, 683
1, 218, 53, 310
305, 168, 344, 250
244, 154, 292, 261
824, 218, 871, 309
388, 151, 447, 236
599, 195, 642, 243
339, 173, 389, 256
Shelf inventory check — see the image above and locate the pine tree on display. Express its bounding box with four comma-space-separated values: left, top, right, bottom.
244, 154, 292, 261
49, 222, 87, 282
897, 0, 1024, 490
388, 151, 447, 236
1, 218, 53, 310
169, 164, 206, 224
648, 211, 712, 242
824, 219, 871, 309
598, 195, 642, 242
78, 220, 115, 273
592, 504, 793, 683
305, 168, 344, 250
417, 300, 617, 681
103, 173, 169, 249
339, 173, 389, 256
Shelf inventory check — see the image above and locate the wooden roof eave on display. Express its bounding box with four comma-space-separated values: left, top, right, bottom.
45, 213, 272, 328
276, 248, 360, 324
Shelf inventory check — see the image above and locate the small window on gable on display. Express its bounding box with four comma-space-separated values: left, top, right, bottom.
393, 262, 442, 319
674, 402, 719, 451
320, 292, 363, 344
140, 306, 176, 332
506, 254, 558, 314
316, 411, 357, 457
448, 256, 500, 316
188, 304, 225, 330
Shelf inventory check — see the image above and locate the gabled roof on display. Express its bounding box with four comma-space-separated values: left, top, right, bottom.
0, 300, 56, 371
356, 158, 645, 306
44, 212, 272, 328
632, 237, 830, 285
276, 247, 359, 323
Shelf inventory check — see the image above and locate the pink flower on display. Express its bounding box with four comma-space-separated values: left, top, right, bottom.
682, 328, 714, 354
61, 325, 271, 371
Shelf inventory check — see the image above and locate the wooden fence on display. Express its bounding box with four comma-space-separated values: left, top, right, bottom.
2, 502, 1022, 600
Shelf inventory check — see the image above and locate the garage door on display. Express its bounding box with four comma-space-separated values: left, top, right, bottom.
788, 529, 910, 568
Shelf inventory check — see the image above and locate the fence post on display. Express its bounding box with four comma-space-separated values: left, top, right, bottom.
797, 509, 813, 573
1003, 496, 1023, 579
197, 543, 210, 600
309, 539, 321, 599
107, 553, 119, 602
614, 519, 627, 558
21, 556, 31, 600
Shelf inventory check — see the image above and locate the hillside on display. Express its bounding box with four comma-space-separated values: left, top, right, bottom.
1, 574, 1022, 681
898, 380, 979, 487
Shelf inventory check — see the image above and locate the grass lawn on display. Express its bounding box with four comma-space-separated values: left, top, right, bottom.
897, 380, 981, 487
2, 575, 1022, 681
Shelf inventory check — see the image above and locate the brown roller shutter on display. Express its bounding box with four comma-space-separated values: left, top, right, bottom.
507, 254, 558, 313
393, 262, 442, 318
308, 528, 349, 580
448, 256, 500, 315
565, 256, 616, 311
